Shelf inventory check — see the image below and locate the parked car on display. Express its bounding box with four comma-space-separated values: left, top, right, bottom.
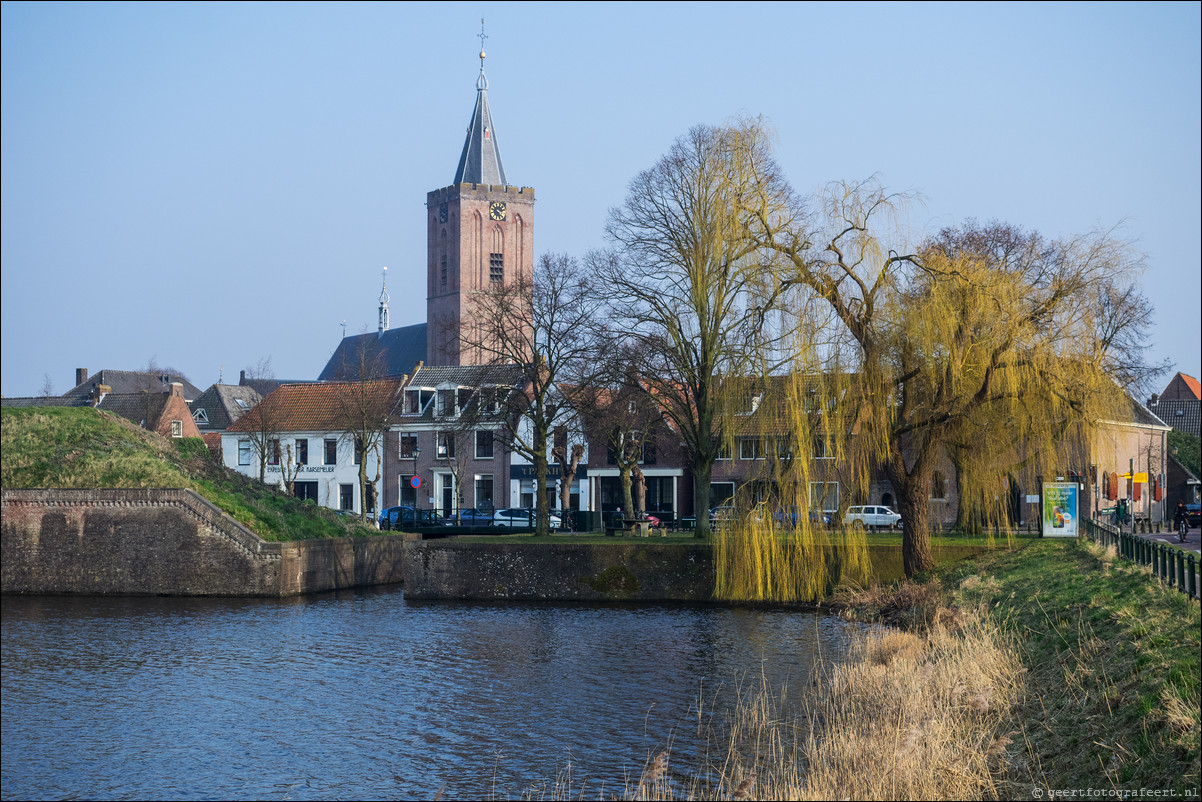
448, 508, 495, 525
493, 508, 562, 528
843, 505, 903, 530
1187, 503, 1201, 528
379, 506, 445, 530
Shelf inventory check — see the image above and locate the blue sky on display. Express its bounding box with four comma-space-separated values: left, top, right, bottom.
3, 1, 1199, 396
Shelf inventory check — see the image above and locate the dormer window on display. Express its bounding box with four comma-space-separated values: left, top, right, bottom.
436, 389, 457, 417
234, 398, 250, 411
193, 408, 209, 425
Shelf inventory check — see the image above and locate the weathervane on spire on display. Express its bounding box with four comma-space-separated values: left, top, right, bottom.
478, 18, 488, 66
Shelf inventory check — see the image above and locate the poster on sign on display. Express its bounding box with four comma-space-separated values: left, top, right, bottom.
1041, 482, 1079, 537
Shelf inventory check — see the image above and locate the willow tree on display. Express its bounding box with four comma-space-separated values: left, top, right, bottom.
757, 184, 1148, 575
598, 120, 801, 539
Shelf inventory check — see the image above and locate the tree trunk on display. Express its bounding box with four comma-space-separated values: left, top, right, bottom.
619, 467, 634, 521
896, 477, 934, 577
693, 465, 712, 539
533, 425, 551, 537
632, 465, 647, 514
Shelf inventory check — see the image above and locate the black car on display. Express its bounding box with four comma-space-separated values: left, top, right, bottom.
1186, 503, 1201, 528
379, 506, 445, 530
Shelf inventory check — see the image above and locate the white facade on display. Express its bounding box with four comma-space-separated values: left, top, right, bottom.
509, 404, 591, 511
221, 430, 383, 517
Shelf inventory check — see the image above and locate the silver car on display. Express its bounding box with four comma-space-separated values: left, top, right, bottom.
493, 508, 562, 528
843, 505, 903, 530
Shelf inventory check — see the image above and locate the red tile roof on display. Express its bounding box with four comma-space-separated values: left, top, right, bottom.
226, 379, 404, 433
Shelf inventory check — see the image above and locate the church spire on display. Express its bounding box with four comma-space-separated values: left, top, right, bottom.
453, 19, 508, 186
377, 266, 390, 336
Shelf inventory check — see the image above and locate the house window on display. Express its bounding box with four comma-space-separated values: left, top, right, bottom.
193, 408, 209, 425
324, 438, 338, 465
400, 435, 418, 458
475, 474, 494, 510
931, 471, 946, 500
268, 439, 281, 465
354, 436, 365, 465
475, 430, 494, 459
295, 439, 308, 465
642, 436, 657, 465
339, 484, 354, 511
813, 436, 832, 459
481, 387, 500, 414
437, 432, 455, 459
710, 482, 735, 508
489, 252, 504, 283
400, 475, 417, 507
436, 389, 456, 416
716, 440, 731, 461
238, 440, 252, 466
809, 482, 840, 512
171, 420, 183, 438
739, 438, 758, 460
440, 254, 447, 289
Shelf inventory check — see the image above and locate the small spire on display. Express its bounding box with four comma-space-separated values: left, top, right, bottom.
378, 266, 390, 336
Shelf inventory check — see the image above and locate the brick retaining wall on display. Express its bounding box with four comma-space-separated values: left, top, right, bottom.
1, 488, 410, 596
403, 540, 717, 601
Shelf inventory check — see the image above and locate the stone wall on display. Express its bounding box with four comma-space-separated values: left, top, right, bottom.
1, 488, 411, 597
403, 540, 716, 602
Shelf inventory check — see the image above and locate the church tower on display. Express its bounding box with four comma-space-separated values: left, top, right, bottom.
426, 27, 534, 366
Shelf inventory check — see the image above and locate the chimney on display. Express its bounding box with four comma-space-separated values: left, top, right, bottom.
92, 384, 111, 407
76, 368, 88, 387
240, 369, 247, 385
170, 382, 183, 398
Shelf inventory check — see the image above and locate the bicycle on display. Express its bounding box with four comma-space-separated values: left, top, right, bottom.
1177, 517, 1189, 543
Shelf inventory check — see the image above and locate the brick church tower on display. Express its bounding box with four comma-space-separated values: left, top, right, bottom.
426, 41, 534, 366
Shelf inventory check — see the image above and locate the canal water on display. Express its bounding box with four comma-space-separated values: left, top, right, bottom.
2, 588, 860, 800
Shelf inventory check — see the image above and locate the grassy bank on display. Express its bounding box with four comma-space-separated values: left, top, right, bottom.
1, 406, 376, 542
548, 536, 1199, 800
943, 538, 1200, 794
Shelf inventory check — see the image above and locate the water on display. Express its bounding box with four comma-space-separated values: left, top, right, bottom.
2, 589, 860, 800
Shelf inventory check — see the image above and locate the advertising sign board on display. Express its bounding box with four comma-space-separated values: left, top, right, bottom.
1041, 482, 1079, 537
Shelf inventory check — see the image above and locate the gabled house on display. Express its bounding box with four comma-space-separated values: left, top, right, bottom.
96, 382, 203, 440
222, 379, 403, 515
188, 384, 263, 457
383, 362, 531, 515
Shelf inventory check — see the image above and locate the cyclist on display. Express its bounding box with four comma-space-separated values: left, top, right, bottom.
1173, 501, 1190, 542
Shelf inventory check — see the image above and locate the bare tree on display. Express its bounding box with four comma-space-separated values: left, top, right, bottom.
237, 390, 289, 483
462, 253, 605, 536
333, 337, 403, 523
597, 120, 801, 538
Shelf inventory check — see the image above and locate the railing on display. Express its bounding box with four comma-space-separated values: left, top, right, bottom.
1082, 518, 1199, 600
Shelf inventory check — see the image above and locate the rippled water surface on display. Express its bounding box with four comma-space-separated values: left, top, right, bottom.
2, 589, 858, 800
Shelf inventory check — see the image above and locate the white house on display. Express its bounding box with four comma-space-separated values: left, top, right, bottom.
221, 380, 402, 517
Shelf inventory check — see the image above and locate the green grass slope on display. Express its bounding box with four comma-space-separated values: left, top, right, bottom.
1, 406, 378, 542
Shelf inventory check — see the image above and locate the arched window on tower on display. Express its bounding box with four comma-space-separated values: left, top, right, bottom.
440, 230, 448, 290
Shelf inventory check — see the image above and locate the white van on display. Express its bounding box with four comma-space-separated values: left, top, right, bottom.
843, 505, 903, 530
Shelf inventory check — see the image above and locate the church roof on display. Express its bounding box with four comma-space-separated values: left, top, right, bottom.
453, 65, 507, 186
317, 323, 428, 381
